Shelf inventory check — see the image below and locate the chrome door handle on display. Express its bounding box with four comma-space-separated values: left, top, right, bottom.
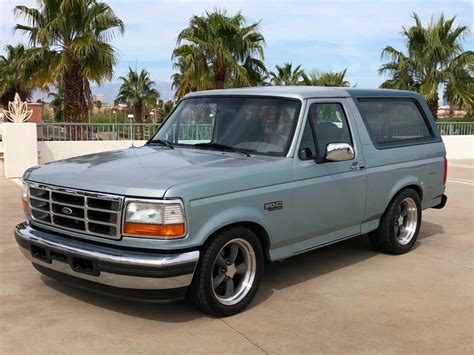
351, 162, 365, 170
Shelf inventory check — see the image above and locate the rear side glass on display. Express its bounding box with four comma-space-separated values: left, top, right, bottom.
357, 100, 433, 145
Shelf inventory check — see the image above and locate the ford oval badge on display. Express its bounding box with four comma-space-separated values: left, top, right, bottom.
61, 207, 73, 215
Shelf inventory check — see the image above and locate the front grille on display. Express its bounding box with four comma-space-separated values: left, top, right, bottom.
27, 183, 123, 240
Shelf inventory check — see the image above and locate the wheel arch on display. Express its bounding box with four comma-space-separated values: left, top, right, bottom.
386, 178, 423, 209
369, 183, 423, 255
203, 221, 271, 261
385, 183, 423, 216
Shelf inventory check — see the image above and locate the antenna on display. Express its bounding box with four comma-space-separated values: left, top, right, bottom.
134, 58, 137, 148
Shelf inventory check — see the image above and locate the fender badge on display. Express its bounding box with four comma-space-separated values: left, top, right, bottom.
264, 201, 283, 211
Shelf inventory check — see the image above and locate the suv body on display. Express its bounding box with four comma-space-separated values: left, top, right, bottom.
15, 87, 447, 315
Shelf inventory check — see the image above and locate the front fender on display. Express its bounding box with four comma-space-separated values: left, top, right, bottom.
190, 205, 271, 247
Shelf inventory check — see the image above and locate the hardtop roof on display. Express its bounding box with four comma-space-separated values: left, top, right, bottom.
183, 86, 421, 100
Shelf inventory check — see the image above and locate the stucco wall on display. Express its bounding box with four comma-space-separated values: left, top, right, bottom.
3, 123, 38, 178
442, 136, 474, 160
27, 103, 44, 123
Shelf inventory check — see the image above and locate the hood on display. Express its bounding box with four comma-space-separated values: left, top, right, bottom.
24, 146, 287, 198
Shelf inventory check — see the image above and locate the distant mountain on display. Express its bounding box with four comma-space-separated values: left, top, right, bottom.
32, 81, 174, 103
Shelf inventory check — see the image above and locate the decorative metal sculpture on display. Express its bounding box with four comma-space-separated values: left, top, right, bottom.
3, 93, 33, 123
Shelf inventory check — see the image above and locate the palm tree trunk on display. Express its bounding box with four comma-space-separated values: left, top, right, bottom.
133, 104, 144, 140
64, 62, 90, 139
426, 97, 439, 120
64, 62, 88, 123
448, 105, 455, 119
213, 61, 226, 89
215, 80, 225, 89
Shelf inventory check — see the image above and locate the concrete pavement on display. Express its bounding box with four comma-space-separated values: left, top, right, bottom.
1, 161, 473, 354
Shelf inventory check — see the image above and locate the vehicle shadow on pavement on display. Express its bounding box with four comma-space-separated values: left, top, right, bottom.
251, 220, 444, 309
252, 234, 377, 307
39, 277, 203, 322
411, 221, 444, 251
39, 221, 443, 320
417, 221, 444, 240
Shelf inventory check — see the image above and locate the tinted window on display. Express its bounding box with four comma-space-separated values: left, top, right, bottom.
357, 100, 432, 145
153, 97, 300, 156
299, 103, 352, 160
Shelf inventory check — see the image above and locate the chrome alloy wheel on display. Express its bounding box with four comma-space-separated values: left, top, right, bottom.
212, 238, 257, 306
394, 197, 418, 245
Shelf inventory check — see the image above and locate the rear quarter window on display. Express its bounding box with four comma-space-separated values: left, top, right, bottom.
357, 99, 434, 146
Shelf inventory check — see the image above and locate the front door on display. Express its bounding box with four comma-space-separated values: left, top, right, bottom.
291, 98, 367, 253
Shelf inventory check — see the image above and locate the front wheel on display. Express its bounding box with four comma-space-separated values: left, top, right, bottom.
369, 188, 422, 254
188, 226, 263, 316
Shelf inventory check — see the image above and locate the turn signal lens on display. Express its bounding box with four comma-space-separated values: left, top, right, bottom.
123, 223, 185, 238
22, 182, 30, 213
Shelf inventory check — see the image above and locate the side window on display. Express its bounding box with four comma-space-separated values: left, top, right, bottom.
310, 103, 352, 157
357, 99, 433, 145
298, 103, 352, 160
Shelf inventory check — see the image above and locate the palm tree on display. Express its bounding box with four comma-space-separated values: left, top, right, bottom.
379, 13, 473, 119
94, 100, 102, 112
444, 61, 474, 117
267, 63, 306, 85
171, 53, 210, 100
48, 85, 65, 122
303, 69, 350, 87
172, 9, 266, 94
115, 68, 159, 138
155, 99, 175, 122
0, 44, 34, 108
226, 56, 267, 88
14, 0, 124, 123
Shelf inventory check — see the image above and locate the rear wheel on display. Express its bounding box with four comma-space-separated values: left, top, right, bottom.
188, 226, 263, 316
369, 188, 421, 254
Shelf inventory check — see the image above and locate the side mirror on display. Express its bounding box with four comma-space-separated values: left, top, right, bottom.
324, 143, 355, 162
298, 147, 314, 160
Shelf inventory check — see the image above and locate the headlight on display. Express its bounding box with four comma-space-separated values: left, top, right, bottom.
123, 201, 186, 239
22, 181, 30, 213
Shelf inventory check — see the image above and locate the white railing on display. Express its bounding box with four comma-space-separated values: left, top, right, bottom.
36, 123, 160, 141
29, 121, 474, 142
37, 123, 213, 141
436, 122, 473, 136
36, 123, 215, 142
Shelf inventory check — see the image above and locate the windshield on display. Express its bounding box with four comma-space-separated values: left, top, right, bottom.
151, 96, 301, 156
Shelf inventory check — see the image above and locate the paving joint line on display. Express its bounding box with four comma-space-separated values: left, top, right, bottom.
219, 318, 269, 354
413, 249, 472, 271
449, 164, 474, 169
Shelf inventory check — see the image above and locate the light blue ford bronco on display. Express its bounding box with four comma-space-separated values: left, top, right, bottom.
16, 87, 447, 316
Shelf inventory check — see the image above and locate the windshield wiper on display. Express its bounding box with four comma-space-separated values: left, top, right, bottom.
147, 139, 174, 149
194, 143, 251, 157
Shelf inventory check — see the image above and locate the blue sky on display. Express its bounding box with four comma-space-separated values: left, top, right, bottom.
1, 0, 472, 89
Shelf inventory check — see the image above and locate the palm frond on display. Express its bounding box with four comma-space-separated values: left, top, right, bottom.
13, 0, 125, 122
379, 12, 471, 118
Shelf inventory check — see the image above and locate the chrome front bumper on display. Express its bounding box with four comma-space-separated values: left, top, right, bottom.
15, 222, 199, 298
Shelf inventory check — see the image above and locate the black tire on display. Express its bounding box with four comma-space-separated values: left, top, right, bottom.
188, 226, 264, 316
369, 188, 422, 254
